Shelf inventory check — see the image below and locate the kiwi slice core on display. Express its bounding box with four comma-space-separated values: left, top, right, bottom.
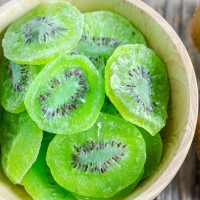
23, 16, 66, 44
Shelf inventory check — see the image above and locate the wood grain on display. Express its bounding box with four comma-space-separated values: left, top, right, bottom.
0, 0, 199, 200
142, 1, 200, 200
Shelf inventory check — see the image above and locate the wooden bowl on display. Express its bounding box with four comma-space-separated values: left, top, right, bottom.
0, 0, 198, 199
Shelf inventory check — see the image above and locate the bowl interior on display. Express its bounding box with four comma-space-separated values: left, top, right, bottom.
0, 0, 198, 200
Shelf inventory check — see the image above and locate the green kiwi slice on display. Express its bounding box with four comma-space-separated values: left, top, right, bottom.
46, 113, 146, 198
105, 44, 170, 135
1, 58, 43, 114
1, 111, 43, 184
25, 55, 105, 134
139, 128, 162, 180
2, 2, 83, 65
23, 132, 76, 200
71, 11, 146, 74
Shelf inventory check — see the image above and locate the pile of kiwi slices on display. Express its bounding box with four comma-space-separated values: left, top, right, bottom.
0, 1, 170, 200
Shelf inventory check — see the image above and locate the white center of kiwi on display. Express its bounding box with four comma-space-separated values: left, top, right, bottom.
39, 68, 89, 120
137, 78, 151, 107
47, 76, 80, 110
125, 66, 157, 112
23, 16, 67, 44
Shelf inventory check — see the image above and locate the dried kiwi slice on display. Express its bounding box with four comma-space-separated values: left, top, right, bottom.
1, 111, 43, 184
25, 55, 105, 134
72, 11, 146, 74
46, 113, 146, 198
1, 58, 43, 114
23, 132, 76, 200
2, 2, 83, 65
105, 44, 170, 135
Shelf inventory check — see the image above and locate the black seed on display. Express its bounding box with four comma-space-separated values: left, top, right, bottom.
72, 162, 77, 168
120, 152, 125, 156
91, 141, 94, 150
51, 30, 55, 36
43, 34, 46, 42
84, 164, 88, 172
153, 102, 157, 106
62, 109, 66, 116
128, 70, 133, 77
112, 140, 115, 146
68, 105, 72, 110
73, 145, 78, 151
112, 156, 118, 162
122, 145, 127, 148
101, 167, 106, 173
40, 95, 46, 101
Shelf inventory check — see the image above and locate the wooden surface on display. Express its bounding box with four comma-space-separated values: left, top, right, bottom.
142, 0, 200, 200
0, 0, 199, 200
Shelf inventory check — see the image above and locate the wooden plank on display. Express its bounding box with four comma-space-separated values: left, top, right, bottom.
142, 0, 200, 199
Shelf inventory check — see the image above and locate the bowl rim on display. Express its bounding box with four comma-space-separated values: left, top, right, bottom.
0, 0, 199, 200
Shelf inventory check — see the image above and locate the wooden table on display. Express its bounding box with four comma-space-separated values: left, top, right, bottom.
0, 0, 199, 199
142, 0, 200, 199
